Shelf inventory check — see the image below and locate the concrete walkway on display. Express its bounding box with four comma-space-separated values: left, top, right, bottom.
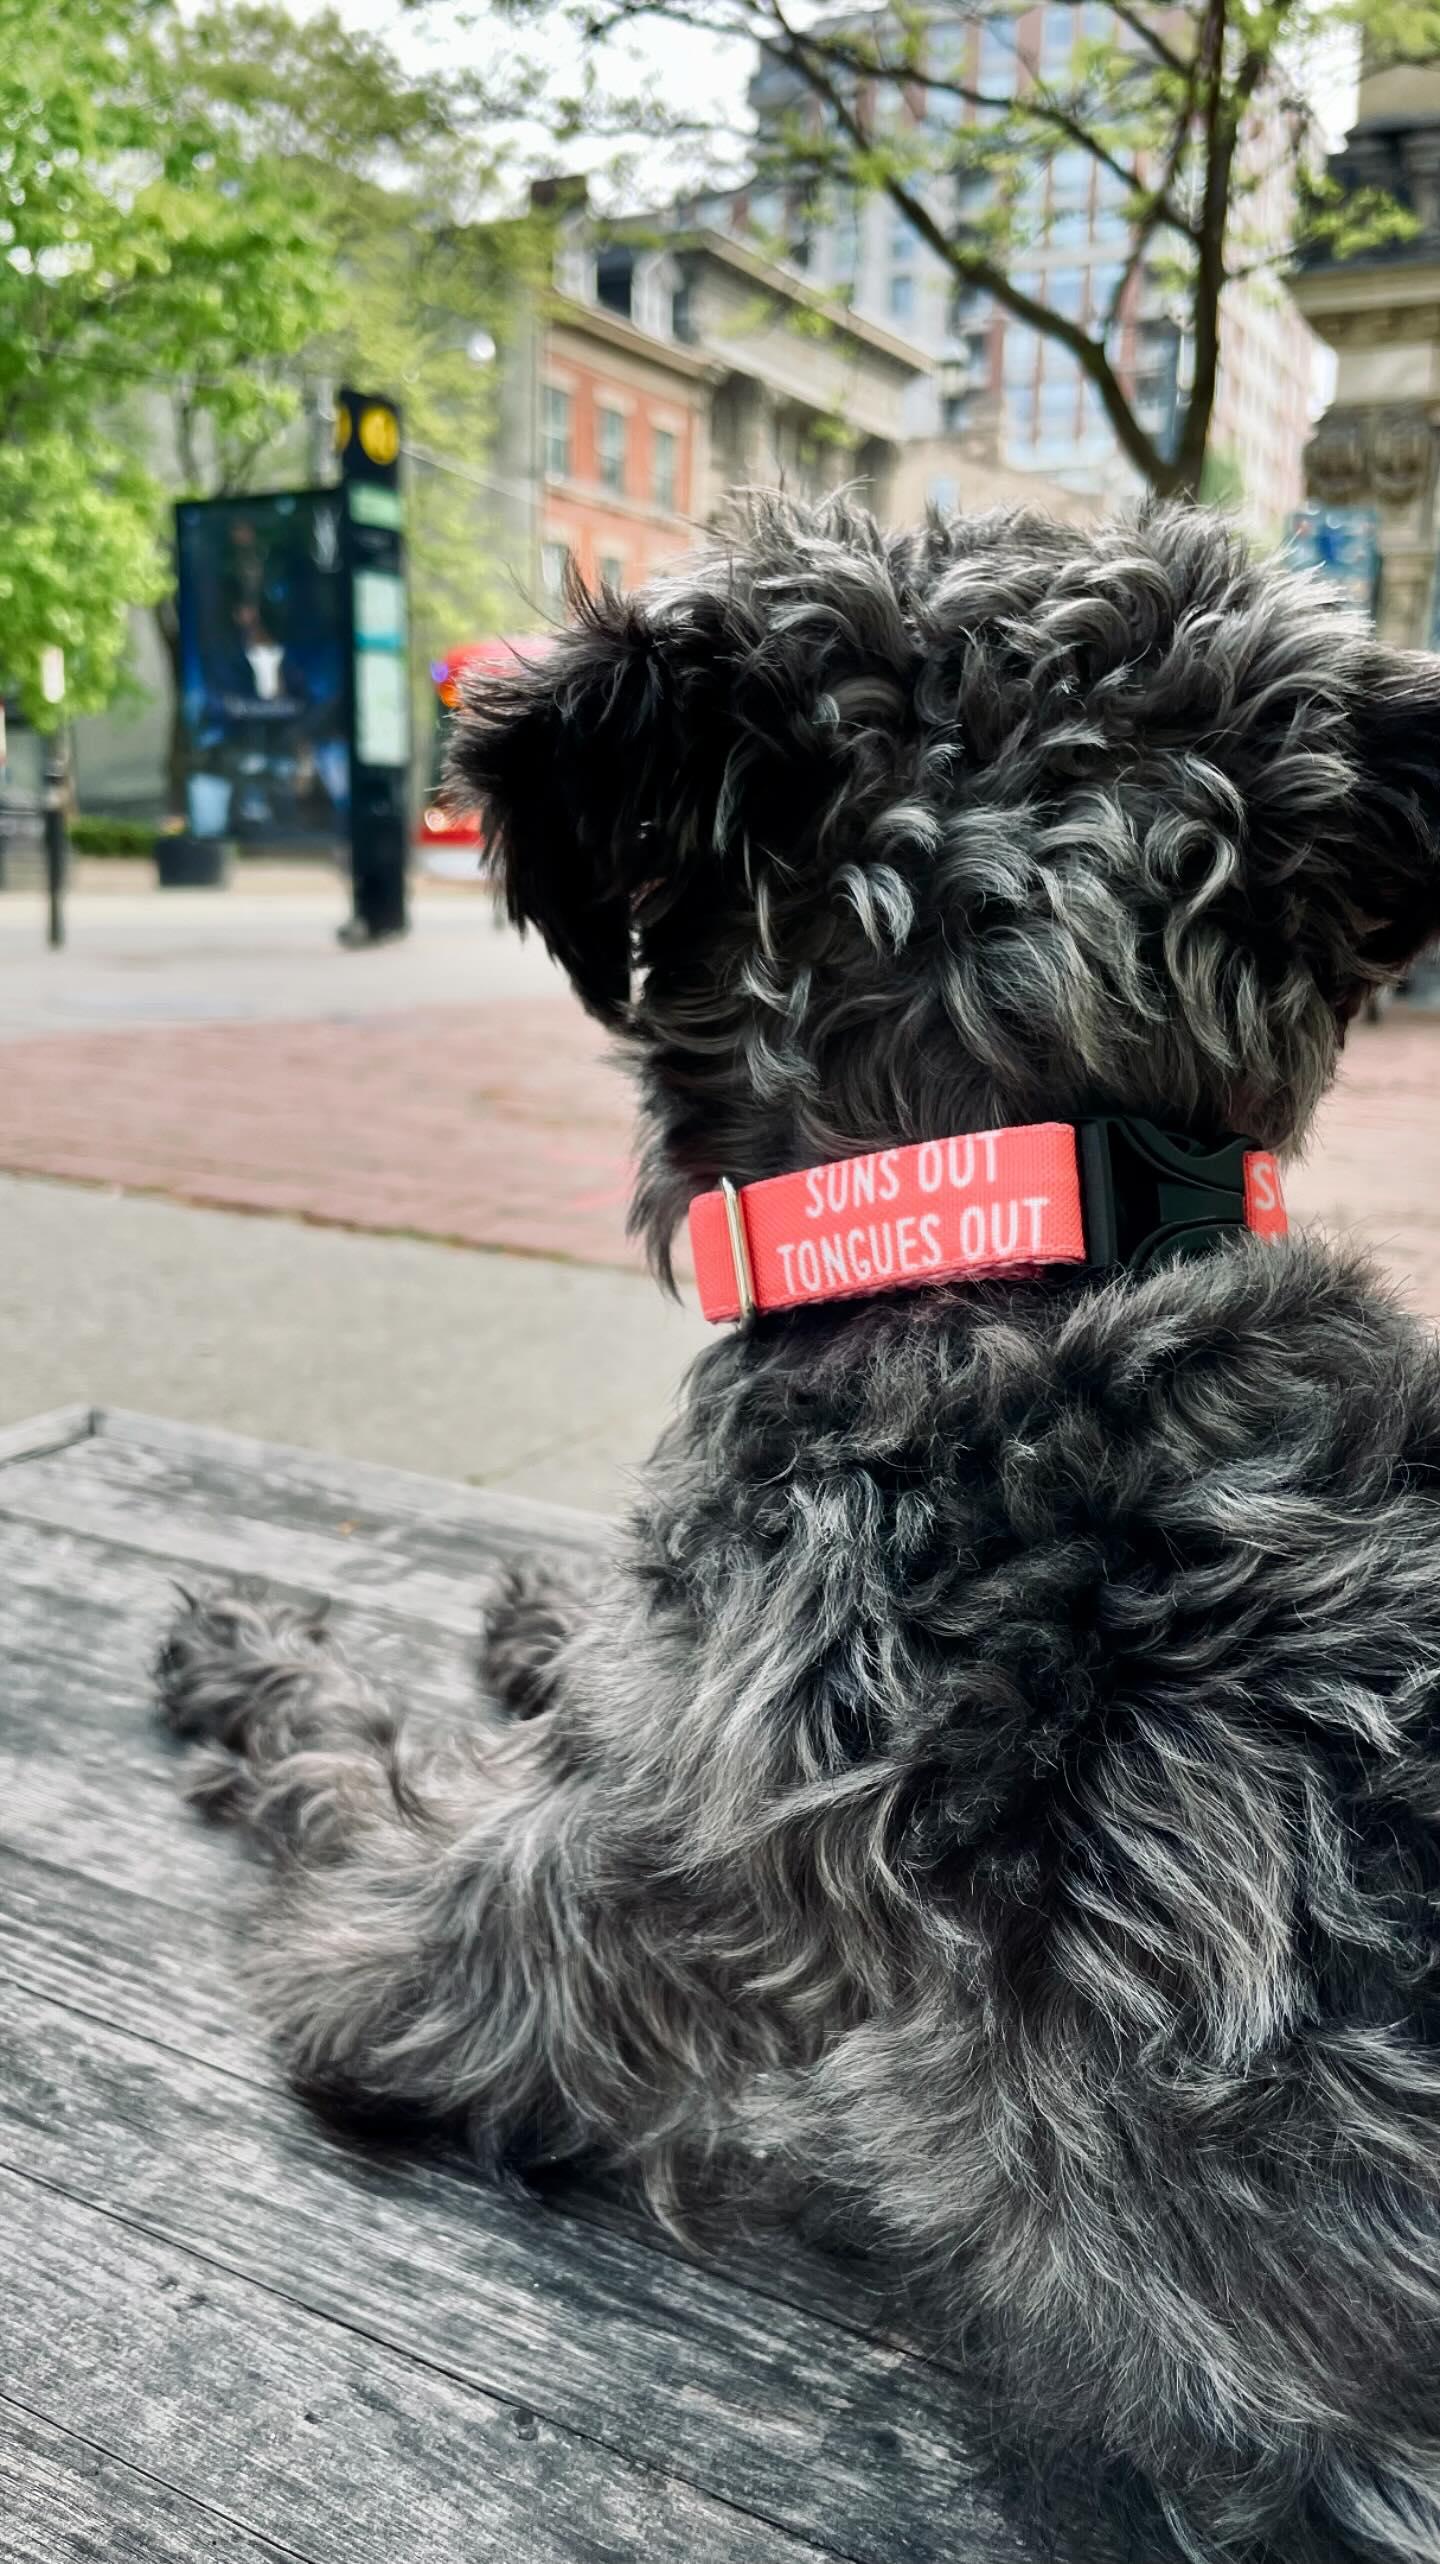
0, 1174, 708, 1513
0, 868, 561, 1034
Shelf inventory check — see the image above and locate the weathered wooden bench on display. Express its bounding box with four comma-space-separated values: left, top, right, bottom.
0, 1406, 1092, 2564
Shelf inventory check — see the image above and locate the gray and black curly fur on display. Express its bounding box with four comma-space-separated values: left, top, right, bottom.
158, 497, 1440, 2564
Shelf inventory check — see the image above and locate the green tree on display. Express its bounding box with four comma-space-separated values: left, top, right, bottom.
0, 0, 324, 724
507, 0, 1440, 499
152, 3, 537, 800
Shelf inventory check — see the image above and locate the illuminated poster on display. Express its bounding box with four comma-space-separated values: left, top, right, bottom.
175, 490, 349, 844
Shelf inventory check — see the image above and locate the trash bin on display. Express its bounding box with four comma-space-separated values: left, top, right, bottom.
154, 832, 232, 888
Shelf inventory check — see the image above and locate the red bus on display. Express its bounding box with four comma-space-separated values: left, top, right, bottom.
416, 635, 553, 873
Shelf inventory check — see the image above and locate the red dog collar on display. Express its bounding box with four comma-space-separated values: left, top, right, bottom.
689, 1119, 1287, 1324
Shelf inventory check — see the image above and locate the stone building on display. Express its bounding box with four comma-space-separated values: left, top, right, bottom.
492, 204, 932, 613
1290, 59, 1440, 647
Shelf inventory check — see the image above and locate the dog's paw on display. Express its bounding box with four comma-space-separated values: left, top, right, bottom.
156, 1588, 327, 1751
479, 1559, 588, 1721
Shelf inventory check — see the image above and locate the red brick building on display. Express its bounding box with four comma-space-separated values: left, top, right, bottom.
535, 287, 713, 606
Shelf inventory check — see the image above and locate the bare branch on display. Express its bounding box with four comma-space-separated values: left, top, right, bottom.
1106, 2, 1190, 76
744, 11, 1200, 243
766, 0, 1168, 491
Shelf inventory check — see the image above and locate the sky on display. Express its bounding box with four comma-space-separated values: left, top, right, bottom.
334, 0, 758, 199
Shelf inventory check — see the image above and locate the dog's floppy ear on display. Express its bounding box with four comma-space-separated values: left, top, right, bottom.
1341, 646, 1440, 981
446, 584, 742, 1026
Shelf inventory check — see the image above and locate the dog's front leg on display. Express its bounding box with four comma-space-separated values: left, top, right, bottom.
155, 1589, 708, 2173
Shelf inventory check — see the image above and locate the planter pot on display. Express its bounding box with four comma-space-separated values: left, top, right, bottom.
154, 833, 231, 889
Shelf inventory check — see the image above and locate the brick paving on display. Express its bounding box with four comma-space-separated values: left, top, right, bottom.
0, 994, 1437, 1317
0, 997, 644, 1270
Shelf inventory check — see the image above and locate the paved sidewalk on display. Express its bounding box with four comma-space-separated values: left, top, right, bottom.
0, 1000, 641, 1270
3, 868, 1438, 1515
1285, 1014, 1440, 1323
0, 1174, 707, 1513
0, 871, 560, 1035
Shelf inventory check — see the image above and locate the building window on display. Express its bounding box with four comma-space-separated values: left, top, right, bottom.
1079, 383, 1108, 448
1039, 6, 1074, 75
947, 280, 984, 340
652, 424, 678, 513
978, 18, 1016, 95
832, 198, 861, 289
1046, 267, 1087, 321
1051, 147, 1092, 205
541, 385, 571, 480
1007, 384, 1038, 441
1091, 262, 1126, 321
889, 270, 915, 323
598, 552, 626, 590
1040, 375, 1078, 425
597, 405, 627, 496
540, 540, 570, 604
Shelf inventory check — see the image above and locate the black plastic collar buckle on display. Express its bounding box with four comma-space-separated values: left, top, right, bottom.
1078, 1117, 1252, 1277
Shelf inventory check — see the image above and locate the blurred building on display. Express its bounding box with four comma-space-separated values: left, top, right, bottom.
493, 192, 933, 607
885, 391, 1101, 525
1289, 57, 1440, 646
695, 2, 1318, 538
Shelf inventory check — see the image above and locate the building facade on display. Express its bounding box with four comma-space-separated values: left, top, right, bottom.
1289, 59, 1440, 647
494, 204, 931, 607
533, 290, 713, 606
714, 3, 1318, 537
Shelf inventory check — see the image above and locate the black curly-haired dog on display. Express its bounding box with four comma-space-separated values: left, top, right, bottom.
160, 499, 1440, 2564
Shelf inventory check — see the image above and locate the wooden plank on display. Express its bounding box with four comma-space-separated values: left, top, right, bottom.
0, 2163, 831, 2564
0, 1409, 1060, 2561
0, 1409, 610, 1636
2, 1845, 270, 2080
96, 1405, 616, 1555
0, 1837, 917, 2356
0, 2398, 309, 2564
0, 1458, 494, 1636
0, 1404, 95, 1468
0, 1509, 481, 1716
0, 1979, 1020, 2564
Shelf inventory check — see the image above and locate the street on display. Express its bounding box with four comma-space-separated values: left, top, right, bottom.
0, 865, 1437, 1511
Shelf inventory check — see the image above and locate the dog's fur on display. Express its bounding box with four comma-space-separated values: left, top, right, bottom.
159, 499, 1440, 2564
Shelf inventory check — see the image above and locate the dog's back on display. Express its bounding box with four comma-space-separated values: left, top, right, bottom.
624, 1235, 1440, 2560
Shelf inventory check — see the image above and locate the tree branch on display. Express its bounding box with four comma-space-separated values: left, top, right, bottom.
766, 0, 1168, 491
1106, 2, 1190, 75
776, 25, 1186, 224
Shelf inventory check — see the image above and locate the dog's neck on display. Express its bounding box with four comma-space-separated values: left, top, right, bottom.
690, 1116, 1287, 1326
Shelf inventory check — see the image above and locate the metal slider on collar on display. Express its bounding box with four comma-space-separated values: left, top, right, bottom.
718, 1177, 757, 1324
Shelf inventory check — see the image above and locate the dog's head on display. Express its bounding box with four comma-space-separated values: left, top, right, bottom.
451, 498, 1440, 1273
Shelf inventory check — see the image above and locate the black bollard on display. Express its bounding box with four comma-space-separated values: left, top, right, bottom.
42, 732, 68, 951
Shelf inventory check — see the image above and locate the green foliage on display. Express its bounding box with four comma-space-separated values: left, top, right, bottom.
70, 814, 158, 855
0, 432, 168, 720
153, 4, 541, 741
1199, 446, 1246, 512
0, 0, 326, 722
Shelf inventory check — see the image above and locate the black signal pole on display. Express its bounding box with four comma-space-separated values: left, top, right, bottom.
336, 387, 411, 947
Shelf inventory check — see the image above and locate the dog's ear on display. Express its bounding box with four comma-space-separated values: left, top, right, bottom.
1340, 646, 1440, 982
446, 584, 747, 1026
